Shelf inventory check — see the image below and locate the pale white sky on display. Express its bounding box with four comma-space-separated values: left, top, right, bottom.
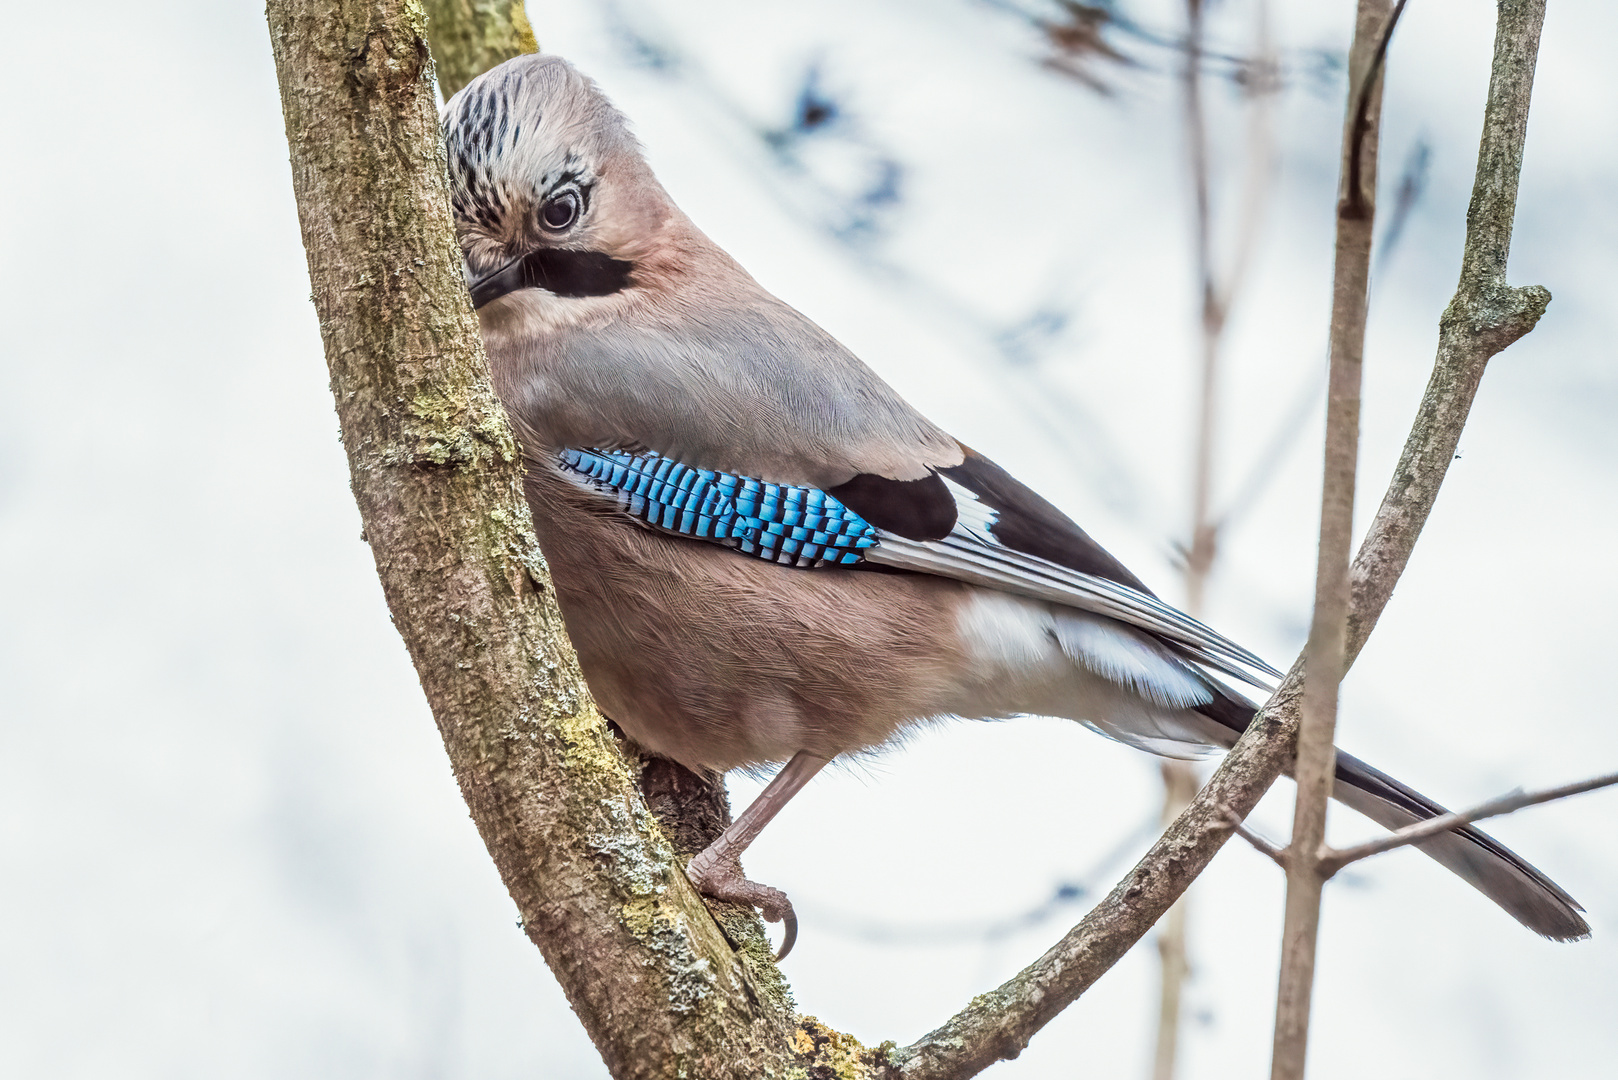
2, 1, 1615, 1077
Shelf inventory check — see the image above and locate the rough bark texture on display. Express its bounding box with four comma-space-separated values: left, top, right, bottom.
422, 0, 537, 99
263, 3, 804, 1077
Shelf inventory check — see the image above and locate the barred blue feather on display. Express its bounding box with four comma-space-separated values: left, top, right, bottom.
558, 448, 880, 568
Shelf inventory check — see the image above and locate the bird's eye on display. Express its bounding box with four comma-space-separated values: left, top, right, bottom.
540, 190, 581, 232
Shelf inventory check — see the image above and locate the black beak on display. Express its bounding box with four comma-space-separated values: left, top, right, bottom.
466, 254, 529, 309
465, 249, 636, 309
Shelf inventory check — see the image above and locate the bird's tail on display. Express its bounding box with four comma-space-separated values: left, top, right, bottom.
1194, 691, 1589, 941
1330, 750, 1589, 941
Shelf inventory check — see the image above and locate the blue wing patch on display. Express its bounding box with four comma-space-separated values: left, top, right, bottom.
557, 448, 880, 568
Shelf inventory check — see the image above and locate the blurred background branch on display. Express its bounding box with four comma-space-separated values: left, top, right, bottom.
1158, 1, 1278, 1074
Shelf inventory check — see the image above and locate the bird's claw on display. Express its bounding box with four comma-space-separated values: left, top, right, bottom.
686, 850, 799, 960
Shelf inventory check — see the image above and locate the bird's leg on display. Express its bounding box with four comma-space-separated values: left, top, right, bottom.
686, 750, 828, 960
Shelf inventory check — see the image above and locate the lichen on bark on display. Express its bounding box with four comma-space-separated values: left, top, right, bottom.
422, 0, 538, 99
264, 1, 799, 1076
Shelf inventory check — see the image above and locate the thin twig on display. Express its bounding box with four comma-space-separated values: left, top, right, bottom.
1158, 4, 1278, 1076
1155, 4, 1215, 1076
1151, 763, 1199, 1080
885, 2, 1551, 1077
1271, 0, 1391, 1074
1343, 0, 1409, 220
1223, 808, 1289, 870
1183, 0, 1217, 617
1320, 772, 1618, 876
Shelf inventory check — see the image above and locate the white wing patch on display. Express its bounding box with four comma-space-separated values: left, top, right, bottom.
941, 475, 999, 536
1052, 611, 1213, 710
951, 592, 1233, 757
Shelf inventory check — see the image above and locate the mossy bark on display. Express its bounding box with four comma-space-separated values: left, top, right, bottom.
422, 0, 537, 99
263, 2, 800, 1075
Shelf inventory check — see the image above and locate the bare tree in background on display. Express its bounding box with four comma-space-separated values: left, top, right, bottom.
263, 1, 1612, 1077
1153, 3, 1280, 1076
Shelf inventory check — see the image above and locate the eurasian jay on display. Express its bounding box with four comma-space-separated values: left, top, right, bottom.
439, 54, 1587, 956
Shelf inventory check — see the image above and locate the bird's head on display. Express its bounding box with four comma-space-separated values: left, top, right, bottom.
441, 54, 673, 318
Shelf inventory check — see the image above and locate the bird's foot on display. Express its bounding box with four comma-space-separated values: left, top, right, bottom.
686, 848, 798, 961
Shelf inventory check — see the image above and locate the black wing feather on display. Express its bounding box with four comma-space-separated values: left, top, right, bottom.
940, 450, 1152, 594
825, 472, 958, 541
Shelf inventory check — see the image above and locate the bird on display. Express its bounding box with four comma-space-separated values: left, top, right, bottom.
439, 53, 1588, 958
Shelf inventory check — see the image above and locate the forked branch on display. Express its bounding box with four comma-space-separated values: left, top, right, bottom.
887, 2, 1553, 1077
1346, 0, 1550, 664
1224, 807, 1289, 870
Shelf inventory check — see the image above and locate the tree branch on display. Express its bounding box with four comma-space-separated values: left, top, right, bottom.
264, 4, 799, 1077
1272, 1, 1391, 1073
885, 2, 1551, 1076
1155, 4, 1216, 1075
1159, 6, 1278, 1075
423, 0, 538, 99
885, 671, 1302, 1080
1346, 0, 1550, 665
1341, 0, 1407, 221
1223, 807, 1290, 871
1319, 772, 1618, 876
